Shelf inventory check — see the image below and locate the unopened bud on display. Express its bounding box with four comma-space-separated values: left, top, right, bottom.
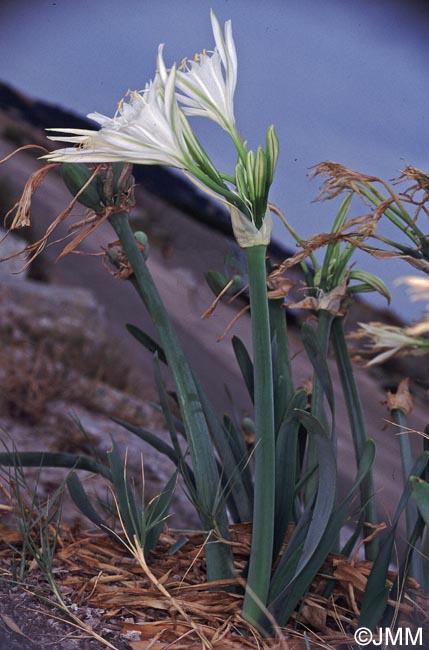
265, 125, 279, 186
245, 151, 256, 202
61, 163, 103, 212
135, 230, 150, 260
235, 160, 249, 202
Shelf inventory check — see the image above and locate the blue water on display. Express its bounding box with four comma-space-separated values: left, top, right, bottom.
1, 0, 428, 320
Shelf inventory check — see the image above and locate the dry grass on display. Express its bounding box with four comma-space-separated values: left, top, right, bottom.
1, 521, 427, 650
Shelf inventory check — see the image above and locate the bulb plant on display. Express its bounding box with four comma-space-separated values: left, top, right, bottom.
1, 10, 428, 640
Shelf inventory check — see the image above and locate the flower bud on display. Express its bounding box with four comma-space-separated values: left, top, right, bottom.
265, 125, 279, 186
61, 163, 103, 212
254, 145, 267, 226
245, 150, 256, 203
135, 230, 150, 260
235, 160, 250, 202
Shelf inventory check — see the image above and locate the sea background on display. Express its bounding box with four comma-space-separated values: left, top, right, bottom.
1, 0, 428, 320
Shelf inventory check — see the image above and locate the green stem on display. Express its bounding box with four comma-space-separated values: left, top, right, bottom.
391, 409, 418, 541
242, 245, 275, 628
360, 186, 424, 243
305, 309, 333, 502
311, 310, 333, 427
230, 126, 249, 165
108, 212, 234, 582
331, 316, 378, 561
269, 299, 293, 434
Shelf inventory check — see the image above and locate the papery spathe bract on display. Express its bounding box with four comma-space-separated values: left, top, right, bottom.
229, 205, 272, 248
175, 10, 237, 133
44, 57, 190, 169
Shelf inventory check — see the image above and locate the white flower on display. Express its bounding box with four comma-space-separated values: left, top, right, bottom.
174, 10, 237, 133
44, 49, 190, 168
356, 321, 429, 365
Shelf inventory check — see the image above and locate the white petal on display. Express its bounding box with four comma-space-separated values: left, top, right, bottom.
45, 127, 96, 136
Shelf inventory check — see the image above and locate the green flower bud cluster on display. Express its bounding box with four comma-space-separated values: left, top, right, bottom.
235, 125, 279, 229
61, 162, 135, 212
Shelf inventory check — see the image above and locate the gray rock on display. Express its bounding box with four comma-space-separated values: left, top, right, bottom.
0, 228, 28, 278
0, 276, 106, 345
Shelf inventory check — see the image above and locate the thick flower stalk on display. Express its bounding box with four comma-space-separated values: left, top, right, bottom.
41, 11, 280, 626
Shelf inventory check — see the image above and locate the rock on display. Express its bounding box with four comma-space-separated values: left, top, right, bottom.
0, 229, 28, 279
0, 277, 106, 345
0, 262, 197, 529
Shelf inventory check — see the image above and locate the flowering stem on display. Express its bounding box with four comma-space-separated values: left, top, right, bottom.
230, 127, 248, 165
108, 211, 234, 582
242, 244, 275, 628
186, 160, 241, 205
305, 309, 333, 503
359, 185, 424, 244
269, 299, 293, 433
390, 409, 419, 557
331, 316, 378, 561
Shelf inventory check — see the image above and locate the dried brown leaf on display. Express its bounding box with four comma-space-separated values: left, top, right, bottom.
332, 560, 368, 592
288, 278, 348, 316
0, 613, 32, 639
4, 163, 58, 229
267, 277, 295, 300
386, 378, 414, 416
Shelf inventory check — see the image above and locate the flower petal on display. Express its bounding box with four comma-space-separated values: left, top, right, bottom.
175, 11, 237, 133
44, 68, 190, 168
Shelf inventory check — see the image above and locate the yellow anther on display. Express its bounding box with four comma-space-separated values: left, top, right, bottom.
179, 56, 188, 71
192, 49, 207, 63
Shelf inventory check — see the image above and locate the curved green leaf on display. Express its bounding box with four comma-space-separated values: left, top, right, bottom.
410, 476, 429, 526
0, 451, 111, 480
348, 270, 391, 303
232, 335, 254, 404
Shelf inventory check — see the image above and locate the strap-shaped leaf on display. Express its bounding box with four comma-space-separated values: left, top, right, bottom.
205, 270, 230, 297
192, 372, 253, 523
153, 354, 185, 463
411, 477, 429, 526
126, 324, 167, 364
0, 451, 111, 480
348, 270, 391, 302
320, 193, 353, 284
270, 439, 376, 626
359, 451, 429, 630
107, 439, 142, 542
145, 471, 178, 554
382, 513, 426, 629
291, 411, 336, 578
269, 495, 316, 602
301, 322, 335, 425
67, 472, 112, 533
112, 417, 181, 465
232, 335, 254, 404
274, 389, 308, 556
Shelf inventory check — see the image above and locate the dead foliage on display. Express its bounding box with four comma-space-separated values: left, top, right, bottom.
1, 523, 426, 650
0, 151, 136, 273
386, 378, 414, 416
